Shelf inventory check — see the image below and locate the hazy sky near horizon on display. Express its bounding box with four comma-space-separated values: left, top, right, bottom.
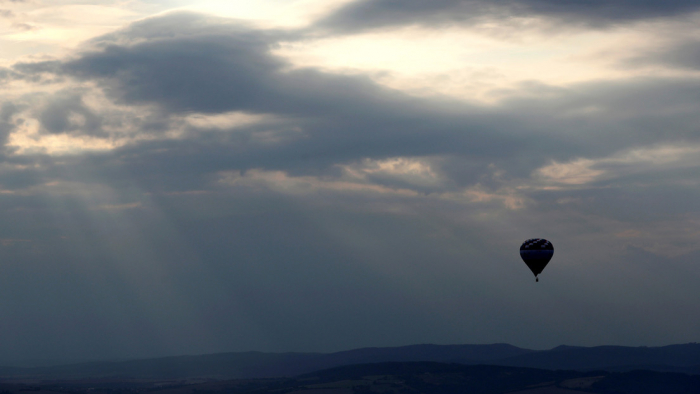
0, 0, 699, 361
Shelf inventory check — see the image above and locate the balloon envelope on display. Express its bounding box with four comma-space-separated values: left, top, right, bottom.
520, 238, 553, 277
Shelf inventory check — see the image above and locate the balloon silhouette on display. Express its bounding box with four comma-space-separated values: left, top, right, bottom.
520, 239, 553, 282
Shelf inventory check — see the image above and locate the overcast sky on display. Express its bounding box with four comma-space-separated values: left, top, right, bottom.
0, 0, 699, 362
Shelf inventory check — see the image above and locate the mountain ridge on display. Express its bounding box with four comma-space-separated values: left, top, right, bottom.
0, 343, 698, 379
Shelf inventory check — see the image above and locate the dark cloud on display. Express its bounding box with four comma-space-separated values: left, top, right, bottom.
7, 15, 510, 177
8, 12, 698, 196
64, 35, 284, 114
7, 12, 700, 200
314, 0, 700, 33
0, 101, 21, 154
0, 101, 18, 122
0, 67, 19, 84
37, 92, 103, 136
624, 39, 700, 70
664, 44, 700, 69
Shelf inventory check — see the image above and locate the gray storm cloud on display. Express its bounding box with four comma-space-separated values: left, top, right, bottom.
314, 0, 700, 33
624, 39, 700, 70
37, 92, 103, 136
12, 13, 700, 182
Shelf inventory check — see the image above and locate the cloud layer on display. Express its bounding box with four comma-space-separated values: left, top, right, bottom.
314, 0, 700, 33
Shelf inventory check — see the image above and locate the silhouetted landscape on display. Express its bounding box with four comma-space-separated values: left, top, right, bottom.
0, 361, 698, 394
0, 344, 698, 393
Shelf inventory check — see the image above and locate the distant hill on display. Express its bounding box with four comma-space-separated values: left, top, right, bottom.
0, 343, 698, 379
318, 343, 532, 366
295, 362, 700, 394
493, 343, 700, 374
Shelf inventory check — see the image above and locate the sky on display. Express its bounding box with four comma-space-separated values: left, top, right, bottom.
0, 0, 699, 363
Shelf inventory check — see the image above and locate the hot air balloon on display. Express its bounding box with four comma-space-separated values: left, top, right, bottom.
520, 239, 553, 282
